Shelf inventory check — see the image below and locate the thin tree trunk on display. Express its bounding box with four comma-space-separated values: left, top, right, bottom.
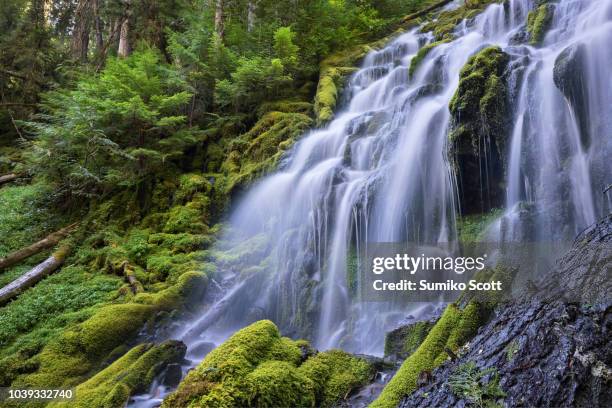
0, 173, 17, 186
0, 223, 78, 270
214, 0, 225, 39
71, 0, 93, 61
93, 0, 104, 51
247, 0, 257, 32
0, 246, 71, 305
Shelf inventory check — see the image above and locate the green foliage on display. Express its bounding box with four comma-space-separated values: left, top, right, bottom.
421, 0, 499, 40
28, 49, 196, 198
273, 27, 299, 70
449, 362, 506, 408
372, 302, 486, 408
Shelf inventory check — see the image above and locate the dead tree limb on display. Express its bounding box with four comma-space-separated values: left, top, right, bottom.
118, 260, 143, 294
0, 173, 18, 186
401, 0, 454, 24
0, 223, 78, 270
0, 246, 71, 305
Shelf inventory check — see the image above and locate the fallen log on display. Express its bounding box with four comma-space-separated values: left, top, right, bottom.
0, 246, 71, 305
401, 0, 454, 24
0, 173, 18, 186
0, 223, 78, 271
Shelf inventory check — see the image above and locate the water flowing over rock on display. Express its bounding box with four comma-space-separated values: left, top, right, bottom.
174, 0, 612, 362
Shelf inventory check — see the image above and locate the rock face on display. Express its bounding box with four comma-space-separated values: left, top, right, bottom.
449, 46, 510, 215
553, 42, 590, 148
399, 215, 612, 407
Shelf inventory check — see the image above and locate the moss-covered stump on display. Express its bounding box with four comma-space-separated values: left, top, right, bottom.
50, 340, 186, 408
371, 302, 487, 408
449, 46, 510, 215
384, 321, 435, 362
526, 3, 555, 45
162, 320, 374, 408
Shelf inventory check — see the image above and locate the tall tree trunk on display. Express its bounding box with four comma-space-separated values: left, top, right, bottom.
0, 223, 78, 270
214, 0, 225, 39
117, 18, 130, 57
71, 0, 94, 61
118, 2, 132, 57
247, 0, 257, 32
0, 246, 71, 306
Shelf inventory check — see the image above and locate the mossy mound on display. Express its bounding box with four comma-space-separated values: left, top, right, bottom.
50, 340, 186, 408
372, 302, 487, 408
162, 320, 373, 408
5, 272, 205, 400
221, 111, 312, 194
298, 349, 373, 407
526, 3, 555, 45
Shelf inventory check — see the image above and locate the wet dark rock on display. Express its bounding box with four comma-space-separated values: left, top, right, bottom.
553, 42, 590, 148
188, 341, 215, 358
399, 215, 612, 407
162, 363, 183, 387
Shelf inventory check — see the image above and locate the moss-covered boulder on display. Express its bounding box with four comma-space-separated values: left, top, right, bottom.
50, 340, 186, 408
526, 3, 555, 45
162, 320, 374, 408
371, 302, 487, 408
449, 46, 510, 214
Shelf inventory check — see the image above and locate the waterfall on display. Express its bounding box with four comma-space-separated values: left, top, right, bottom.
177, 0, 612, 357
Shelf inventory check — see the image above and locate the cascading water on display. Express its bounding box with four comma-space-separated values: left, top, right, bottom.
132, 3, 612, 404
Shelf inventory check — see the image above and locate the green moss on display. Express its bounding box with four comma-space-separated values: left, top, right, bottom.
420, 1, 500, 41
7, 271, 206, 396
456, 209, 502, 243
50, 340, 185, 408
384, 321, 434, 360
221, 111, 312, 194
246, 361, 315, 407
409, 40, 448, 78
449, 46, 509, 154
372, 302, 486, 408
163, 321, 373, 408
526, 4, 554, 45
297, 349, 373, 407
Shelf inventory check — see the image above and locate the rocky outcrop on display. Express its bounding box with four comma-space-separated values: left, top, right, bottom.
399, 215, 612, 407
553, 42, 590, 148
449, 46, 510, 215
